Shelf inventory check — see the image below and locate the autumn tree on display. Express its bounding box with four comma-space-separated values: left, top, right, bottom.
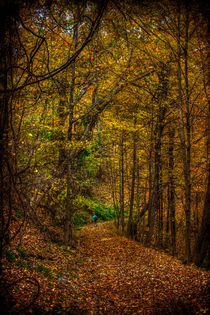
0, 0, 109, 270
98, 0, 209, 264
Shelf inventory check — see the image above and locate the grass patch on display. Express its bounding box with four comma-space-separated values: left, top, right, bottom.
73, 211, 89, 227
73, 196, 115, 223
93, 204, 115, 221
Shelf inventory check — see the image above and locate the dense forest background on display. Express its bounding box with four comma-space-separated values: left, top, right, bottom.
0, 0, 209, 312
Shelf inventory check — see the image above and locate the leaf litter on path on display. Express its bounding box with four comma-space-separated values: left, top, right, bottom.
2, 222, 209, 314
73, 222, 209, 314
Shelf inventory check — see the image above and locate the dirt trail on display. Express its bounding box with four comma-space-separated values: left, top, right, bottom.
72, 222, 209, 314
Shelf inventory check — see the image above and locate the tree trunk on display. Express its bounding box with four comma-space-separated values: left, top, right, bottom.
157, 159, 163, 248
193, 168, 210, 266
64, 162, 73, 246
109, 157, 119, 227
119, 132, 125, 234
147, 109, 154, 234
193, 95, 210, 266
165, 184, 170, 246
0, 21, 11, 276
177, 4, 192, 263
127, 122, 137, 238
168, 127, 176, 256
146, 121, 161, 246
0, 34, 8, 276
146, 63, 168, 246
136, 161, 141, 241
140, 177, 147, 243
63, 9, 78, 245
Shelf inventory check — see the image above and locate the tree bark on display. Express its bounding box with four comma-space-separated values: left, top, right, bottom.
168, 127, 176, 256
146, 64, 168, 246
119, 132, 125, 234
176, 3, 192, 262
127, 121, 137, 238
193, 165, 210, 266
136, 161, 141, 241
63, 8, 78, 245
193, 94, 210, 265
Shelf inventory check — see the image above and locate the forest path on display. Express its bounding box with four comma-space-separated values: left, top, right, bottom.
73, 222, 209, 314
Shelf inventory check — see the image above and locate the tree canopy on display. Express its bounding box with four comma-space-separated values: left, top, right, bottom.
0, 0, 209, 312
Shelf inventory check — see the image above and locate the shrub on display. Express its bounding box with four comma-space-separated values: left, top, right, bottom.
72, 196, 115, 224
94, 204, 115, 221
73, 211, 89, 227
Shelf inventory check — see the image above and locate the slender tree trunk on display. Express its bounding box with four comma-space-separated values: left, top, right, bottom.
119, 133, 125, 234
0, 36, 8, 276
109, 158, 119, 227
64, 162, 73, 245
165, 184, 170, 246
147, 125, 161, 246
64, 9, 78, 245
141, 178, 147, 243
193, 193, 200, 238
168, 127, 176, 256
127, 123, 137, 238
177, 4, 191, 262
58, 84, 67, 165
193, 165, 210, 266
147, 111, 154, 233
184, 4, 192, 263
136, 161, 141, 241
0, 22, 11, 276
157, 159, 163, 247
146, 64, 168, 246
193, 96, 210, 265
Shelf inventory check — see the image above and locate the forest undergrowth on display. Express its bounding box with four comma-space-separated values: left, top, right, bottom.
1, 221, 209, 314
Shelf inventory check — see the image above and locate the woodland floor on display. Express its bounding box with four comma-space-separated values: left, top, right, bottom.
2, 221, 210, 314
